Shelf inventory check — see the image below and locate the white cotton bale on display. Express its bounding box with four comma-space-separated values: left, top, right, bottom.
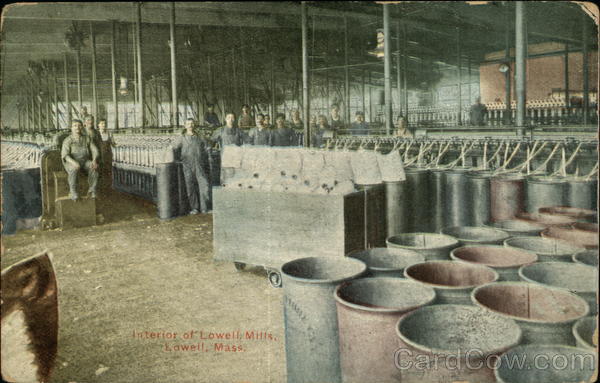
377, 150, 406, 182
351, 150, 382, 185
221, 145, 244, 168
324, 150, 354, 181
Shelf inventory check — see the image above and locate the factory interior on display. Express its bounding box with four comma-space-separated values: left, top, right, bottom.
1, 2, 599, 383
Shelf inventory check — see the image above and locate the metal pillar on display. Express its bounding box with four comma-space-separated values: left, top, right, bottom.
582, 16, 589, 125
301, 1, 310, 147
63, 53, 71, 127
170, 2, 178, 128
457, 27, 462, 125
271, 52, 276, 117
396, 22, 402, 117
344, 16, 350, 121
564, 43, 569, 114
136, 2, 145, 127
75, 49, 82, 113
504, 9, 511, 123
361, 70, 366, 114
402, 23, 408, 118
515, 2, 527, 131
111, 20, 119, 130
90, 22, 98, 119
53, 67, 59, 130
383, 3, 392, 134
45, 74, 51, 131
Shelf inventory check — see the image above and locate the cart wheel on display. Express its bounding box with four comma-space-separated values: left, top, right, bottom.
267, 270, 282, 288
234, 262, 246, 271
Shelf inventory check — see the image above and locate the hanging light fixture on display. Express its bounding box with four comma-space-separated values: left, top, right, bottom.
119, 76, 129, 95
368, 29, 385, 59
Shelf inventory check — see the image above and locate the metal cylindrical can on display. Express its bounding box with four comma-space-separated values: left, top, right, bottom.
387, 233, 459, 261
440, 226, 510, 246
405, 167, 430, 232
467, 170, 493, 226
397, 304, 521, 383
538, 206, 597, 223
572, 317, 596, 351
525, 175, 568, 213
444, 168, 472, 227
472, 282, 589, 345
385, 181, 408, 237
347, 248, 424, 278
572, 249, 599, 267
335, 278, 435, 383
490, 174, 525, 221
504, 236, 585, 262
540, 226, 598, 249
567, 178, 598, 211
450, 245, 538, 281
495, 345, 596, 383
404, 260, 498, 304
428, 168, 446, 233
484, 219, 546, 237
156, 162, 179, 220
518, 262, 598, 314
281, 257, 366, 383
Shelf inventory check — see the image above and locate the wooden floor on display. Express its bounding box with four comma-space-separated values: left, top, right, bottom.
1, 191, 285, 383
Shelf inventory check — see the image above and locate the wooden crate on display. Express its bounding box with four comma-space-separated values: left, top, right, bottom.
212, 186, 385, 270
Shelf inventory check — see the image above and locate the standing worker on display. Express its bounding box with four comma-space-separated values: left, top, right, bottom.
238, 104, 254, 130
271, 113, 296, 146
246, 113, 272, 145
61, 119, 99, 200
203, 103, 221, 128
469, 98, 488, 126
211, 112, 244, 148
172, 118, 211, 215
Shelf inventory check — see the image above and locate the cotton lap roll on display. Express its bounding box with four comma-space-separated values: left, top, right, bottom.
377, 149, 406, 182
351, 150, 382, 185
324, 150, 354, 181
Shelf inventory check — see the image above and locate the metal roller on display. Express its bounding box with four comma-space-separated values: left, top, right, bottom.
443, 167, 472, 227
526, 175, 568, 213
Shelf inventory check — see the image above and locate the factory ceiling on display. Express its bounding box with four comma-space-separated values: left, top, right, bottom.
1, 2, 597, 106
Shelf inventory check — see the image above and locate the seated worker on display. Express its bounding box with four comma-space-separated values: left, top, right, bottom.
246, 113, 272, 145
329, 104, 345, 132
395, 115, 413, 138
211, 112, 244, 148
238, 104, 254, 130
61, 119, 99, 200
311, 115, 335, 148
172, 118, 210, 215
469, 98, 488, 126
289, 109, 303, 131
351, 111, 369, 135
271, 113, 296, 147
203, 103, 221, 128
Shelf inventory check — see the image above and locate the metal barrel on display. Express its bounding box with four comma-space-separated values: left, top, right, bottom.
443, 167, 472, 227
450, 245, 538, 281
334, 278, 435, 383
538, 206, 597, 224
519, 262, 598, 315
347, 247, 424, 278
484, 219, 546, 237
404, 261, 498, 304
155, 162, 179, 220
573, 317, 596, 351
525, 175, 568, 214
504, 236, 585, 262
428, 168, 446, 232
384, 181, 409, 237
396, 304, 521, 383
540, 226, 598, 249
572, 249, 599, 267
490, 174, 525, 221
281, 257, 366, 383
494, 345, 596, 383
405, 167, 430, 232
386, 233, 459, 260
567, 177, 598, 211
440, 226, 510, 246
466, 170, 493, 226
472, 282, 589, 345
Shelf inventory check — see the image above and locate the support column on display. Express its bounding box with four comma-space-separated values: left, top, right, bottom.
515, 2, 527, 132
53, 66, 59, 130
361, 70, 366, 114
344, 16, 350, 122
111, 20, 119, 130
582, 16, 589, 125
383, 3, 392, 134
457, 27, 462, 126
76, 49, 82, 114
396, 22, 402, 117
402, 23, 408, 118
45, 74, 51, 131
90, 22, 98, 119
301, 1, 310, 147
136, 2, 145, 128
63, 53, 71, 127
564, 43, 569, 114
271, 52, 276, 117
170, 2, 178, 128
504, 8, 511, 124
